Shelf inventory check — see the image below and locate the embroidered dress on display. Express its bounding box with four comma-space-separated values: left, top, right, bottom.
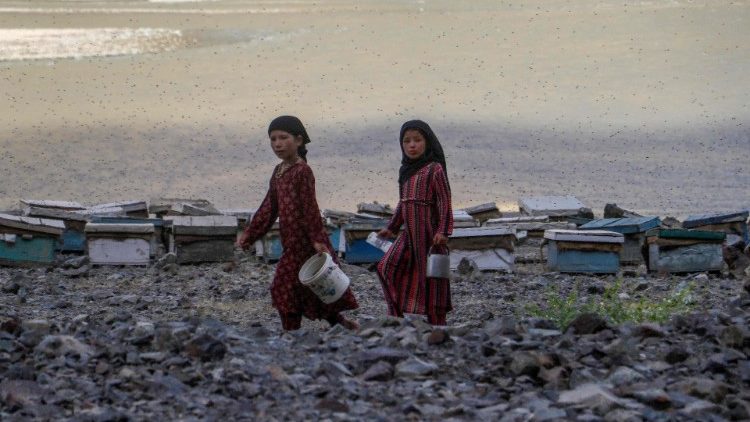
242, 162, 358, 320
377, 162, 453, 320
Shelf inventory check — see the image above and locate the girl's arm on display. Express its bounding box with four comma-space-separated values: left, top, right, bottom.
238, 180, 278, 250
384, 200, 404, 235
297, 166, 330, 251
433, 165, 453, 237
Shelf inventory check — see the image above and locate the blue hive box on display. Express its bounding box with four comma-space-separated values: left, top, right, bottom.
341, 220, 388, 264
544, 229, 624, 274
580, 217, 660, 264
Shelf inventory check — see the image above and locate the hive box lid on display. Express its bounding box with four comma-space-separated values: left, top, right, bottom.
580, 217, 660, 234
682, 211, 749, 228
462, 202, 499, 215
0, 213, 65, 235
544, 229, 624, 243
91, 216, 165, 227
165, 215, 238, 236
646, 228, 726, 241
20, 199, 84, 210
519, 196, 587, 217
451, 227, 516, 238
85, 223, 154, 234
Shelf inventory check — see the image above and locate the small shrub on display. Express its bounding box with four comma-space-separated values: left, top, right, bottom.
525, 278, 693, 329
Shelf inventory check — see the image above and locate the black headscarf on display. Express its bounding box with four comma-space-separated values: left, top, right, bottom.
268, 115, 311, 162
398, 120, 449, 192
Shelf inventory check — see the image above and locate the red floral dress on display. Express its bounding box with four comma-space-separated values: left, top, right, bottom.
241, 161, 358, 319
377, 162, 454, 318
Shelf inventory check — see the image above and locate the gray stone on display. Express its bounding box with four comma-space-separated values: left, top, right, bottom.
631, 388, 671, 410
509, 352, 541, 378
664, 346, 689, 364
0, 379, 44, 408
35, 335, 93, 363
607, 366, 645, 387
63, 255, 90, 269
567, 313, 609, 335
360, 361, 393, 381
604, 409, 643, 422
395, 357, 438, 377
673, 377, 731, 403
184, 333, 226, 361
356, 347, 410, 365
557, 383, 626, 414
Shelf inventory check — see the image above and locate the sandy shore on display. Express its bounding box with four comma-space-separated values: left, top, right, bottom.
1, 0, 748, 216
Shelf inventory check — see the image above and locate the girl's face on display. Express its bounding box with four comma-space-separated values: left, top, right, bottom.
269, 130, 303, 161
402, 129, 427, 160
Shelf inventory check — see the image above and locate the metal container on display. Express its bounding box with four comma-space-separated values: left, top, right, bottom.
426, 246, 451, 278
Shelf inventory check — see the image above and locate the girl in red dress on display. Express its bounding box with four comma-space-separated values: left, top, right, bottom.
376, 120, 454, 325
238, 116, 359, 331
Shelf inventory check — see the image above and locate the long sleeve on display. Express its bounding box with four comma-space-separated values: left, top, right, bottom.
387, 200, 404, 233
433, 165, 453, 236
240, 179, 278, 248
297, 166, 329, 247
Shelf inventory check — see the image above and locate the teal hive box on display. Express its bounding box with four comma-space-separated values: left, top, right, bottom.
544, 229, 624, 274
0, 213, 64, 266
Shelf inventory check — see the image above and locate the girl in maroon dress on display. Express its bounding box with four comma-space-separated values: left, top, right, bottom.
376, 120, 454, 325
238, 116, 359, 331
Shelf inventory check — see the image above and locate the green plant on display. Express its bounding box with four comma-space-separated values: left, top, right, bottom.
525, 279, 694, 329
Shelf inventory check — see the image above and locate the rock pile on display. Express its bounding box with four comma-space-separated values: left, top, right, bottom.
1, 254, 749, 420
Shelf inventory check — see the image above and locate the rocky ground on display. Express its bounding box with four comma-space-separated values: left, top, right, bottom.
1, 252, 749, 421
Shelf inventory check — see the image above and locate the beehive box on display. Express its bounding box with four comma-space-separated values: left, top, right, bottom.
485, 216, 572, 263
255, 220, 282, 262
0, 213, 64, 266
85, 223, 154, 265
165, 215, 237, 264
24, 206, 89, 253
341, 219, 389, 264
544, 229, 624, 274
579, 217, 660, 264
448, 227, 516, 272
254, 220, 342, 263
646, 229, 726, 273
682, 211, 748, 244
91, 216, 167, 257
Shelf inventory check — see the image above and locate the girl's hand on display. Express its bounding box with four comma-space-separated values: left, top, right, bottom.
378, 229, 394, 239
236, 234, 251, 251
433, 233, 448, 246
313, 242, 328, 255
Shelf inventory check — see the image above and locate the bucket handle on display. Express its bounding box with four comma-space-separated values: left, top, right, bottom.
428, 244, 450, 256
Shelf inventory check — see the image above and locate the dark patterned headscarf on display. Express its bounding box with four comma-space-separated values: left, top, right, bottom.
268, 115, 310, 162
398, 120, 449, 191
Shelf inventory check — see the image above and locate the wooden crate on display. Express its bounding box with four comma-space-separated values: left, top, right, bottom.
91, 216, 167, 257
166, 215, 237, 264
85, 223, 154, 265
449, 227, 516, 272
646, 229, 726, 273
544, 229, 624, 274
580, 217, 660, 264
682, 211, 748, 244
0, 213, 64, 266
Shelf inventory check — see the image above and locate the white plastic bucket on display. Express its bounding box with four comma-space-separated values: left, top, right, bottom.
298, 253, 350, 304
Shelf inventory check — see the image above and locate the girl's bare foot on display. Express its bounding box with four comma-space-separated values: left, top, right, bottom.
339, 317, 360, 331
